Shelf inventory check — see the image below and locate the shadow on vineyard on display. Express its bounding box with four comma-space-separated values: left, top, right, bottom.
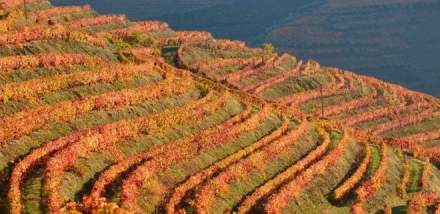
0, 0, 439, 214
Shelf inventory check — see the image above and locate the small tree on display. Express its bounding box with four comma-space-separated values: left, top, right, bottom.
262, 43, 275, 62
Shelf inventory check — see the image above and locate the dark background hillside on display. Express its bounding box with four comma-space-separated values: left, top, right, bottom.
51, 0, 440, 97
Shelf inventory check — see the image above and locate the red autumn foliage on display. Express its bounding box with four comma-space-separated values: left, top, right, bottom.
41, 91, 229, 213
165, 115, 291, 214
81, 93, 236, 210
32, 5, 92, 22
0, 0, 40, 9
0, 53, 105, 71
194, 120, 308, 213
407, 192, 438, 214
0, 24, 106, 47
333, 141, 371, 200
68, 15, 126, 30
119, 107, 271, 212
264, 127, 350, 213
0, 63, 155, 103
0, 65, 191, 143
105, 21, 169, 38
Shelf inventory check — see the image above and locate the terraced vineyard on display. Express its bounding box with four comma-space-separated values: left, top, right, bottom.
0, 1, 439, 214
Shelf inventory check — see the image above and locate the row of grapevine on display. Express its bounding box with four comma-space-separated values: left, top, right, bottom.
68, 15, 127, 30
177, 39, 263, 77
159, 31, 213, 46
8, 129, 85, 214
275, 69, 345, 107
7, 75, 205, 213
124, 47, 162, 62
0, 53, 105, 71
0, 24, 106, 47
333, 140, 371, 200
323, 82, 378, 117
342, 101, 427, 126
0, 68, 191, 143
350, 144, 389, 213
165, 116, 291, 214
224, 54, 277, 84
193, 120, 309, 213
236, 123, 330, 213
31, 5, 92, 22
192, 57, 257, 78
118, 107, 272, 212
421, 162, 432, 191
44, 92, 233, 212
248, 60, 305, 94
387, 138, 429, 164
44, 120, 148, 213
371, 109, 436, 135
264, 127, 351, 213
235, 54, 303, 92
214, 39, 249, 50
80, 91, 230, 208
400, 159, 411, 198
398, 129, 440, 145
325, 94, 376, 118
0, 62, 157, 103
104, 21, 169, 38
225, 54, 296, 88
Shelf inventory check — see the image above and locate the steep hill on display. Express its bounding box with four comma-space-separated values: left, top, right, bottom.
53, 0, 440, 97
0, 1, 439, 214
50, 0, 237, 18
267, 0, 440, 97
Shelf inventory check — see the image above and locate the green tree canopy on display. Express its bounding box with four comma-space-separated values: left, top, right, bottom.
262, 43, 275, 55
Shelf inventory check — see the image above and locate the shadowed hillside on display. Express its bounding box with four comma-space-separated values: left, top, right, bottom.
267, 0, 440, 97
50, 0, 237, 18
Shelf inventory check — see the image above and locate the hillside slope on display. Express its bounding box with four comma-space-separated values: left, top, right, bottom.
65, 0, 440, 97
0, 1, 439, 214
267, 0, 440, 96
50, 0, 237, 18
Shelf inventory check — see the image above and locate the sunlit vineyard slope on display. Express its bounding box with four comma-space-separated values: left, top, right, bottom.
0, 1, 439, 214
